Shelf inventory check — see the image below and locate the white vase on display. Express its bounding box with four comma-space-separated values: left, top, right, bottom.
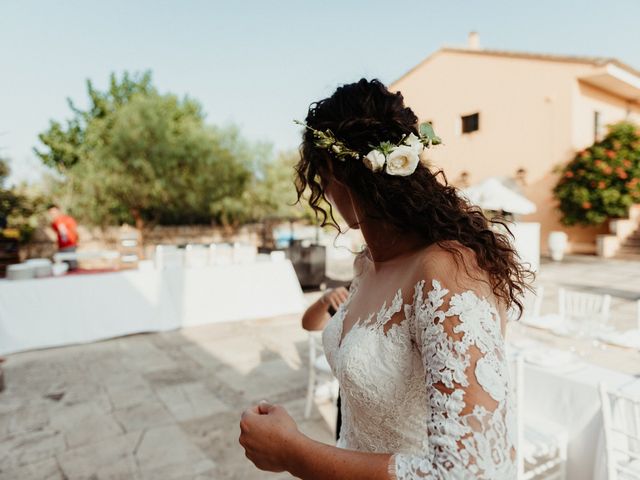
548, 231, 568, 261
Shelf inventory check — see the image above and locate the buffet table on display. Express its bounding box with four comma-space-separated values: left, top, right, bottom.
0, 259, 306, 355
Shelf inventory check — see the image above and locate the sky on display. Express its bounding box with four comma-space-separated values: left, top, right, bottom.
1, 0, 640, 185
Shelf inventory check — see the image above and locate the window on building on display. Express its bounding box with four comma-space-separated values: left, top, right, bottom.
461, 113, 480, 134
594, 111, 602, 142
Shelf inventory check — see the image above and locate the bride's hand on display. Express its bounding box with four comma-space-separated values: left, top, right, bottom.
239, 400, 302, 472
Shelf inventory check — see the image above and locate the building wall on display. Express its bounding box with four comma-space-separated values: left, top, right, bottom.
572, 81, 640, 149
391, 50, 636, 255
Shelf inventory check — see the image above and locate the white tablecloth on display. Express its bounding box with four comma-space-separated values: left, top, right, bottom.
523, 358, 640, 479
0, 260, 305, 355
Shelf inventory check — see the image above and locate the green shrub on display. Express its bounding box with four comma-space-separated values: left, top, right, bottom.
553, 122, 640, 226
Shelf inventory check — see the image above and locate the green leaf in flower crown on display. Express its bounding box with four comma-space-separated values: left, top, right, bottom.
419, 122, 442, 146
378, 141, 395, 156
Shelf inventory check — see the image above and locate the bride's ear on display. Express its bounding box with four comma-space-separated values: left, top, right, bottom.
324, 159, 344, 187
325, 161, 350, 189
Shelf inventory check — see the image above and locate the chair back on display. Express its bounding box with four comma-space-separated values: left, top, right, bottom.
507, 352, 525, 479
508, 350, 568, 480
599, 383, 640, 480
184, 244, 209, 268
558, 288, 611, 335
210, 243, 233, 265
308, 330, 324, 365
508, 285, 544, 322
154, 245, 183, 269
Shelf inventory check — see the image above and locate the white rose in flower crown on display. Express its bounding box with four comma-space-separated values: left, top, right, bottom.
385, 145, 420, 176
404, 133, 424, 155
363, 149, 386, 172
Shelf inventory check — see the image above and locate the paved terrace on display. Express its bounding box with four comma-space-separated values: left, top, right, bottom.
1, 254, 639, 479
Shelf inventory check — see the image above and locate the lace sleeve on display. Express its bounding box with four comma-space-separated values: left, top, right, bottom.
388, 277, 517, 479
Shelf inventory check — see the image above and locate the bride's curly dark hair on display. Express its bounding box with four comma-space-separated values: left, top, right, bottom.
294, 78, 535, 318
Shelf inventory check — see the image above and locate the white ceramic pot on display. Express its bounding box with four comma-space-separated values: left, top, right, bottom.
548, 231, 568, 261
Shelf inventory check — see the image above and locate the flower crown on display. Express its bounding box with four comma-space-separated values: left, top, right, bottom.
295, 119, 442, 176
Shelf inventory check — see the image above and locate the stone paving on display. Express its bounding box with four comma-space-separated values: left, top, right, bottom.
0, 307, 335, 480
0, 254, 639, 479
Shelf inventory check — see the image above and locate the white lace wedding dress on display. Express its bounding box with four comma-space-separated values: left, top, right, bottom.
321, 260, 517, 479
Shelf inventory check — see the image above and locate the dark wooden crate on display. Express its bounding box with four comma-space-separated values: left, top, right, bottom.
0, 237, 20, 278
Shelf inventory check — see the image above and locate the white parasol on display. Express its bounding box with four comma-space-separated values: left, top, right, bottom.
460, 177, 537, 215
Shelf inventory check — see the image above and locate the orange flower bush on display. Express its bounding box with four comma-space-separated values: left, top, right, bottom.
553, 122, 640, 226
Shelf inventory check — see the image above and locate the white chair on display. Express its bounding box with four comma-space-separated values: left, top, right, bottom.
510, 353, 568, 480
636, 300, 640, 331
600, 383, 640, 480
209, 243, 233, 265
527, 285, 544, 319
154, 245, 184, 269
510, 285, 544, 322
184, 244, 209, 268
558, 288, 611, 337
232, 242, 258, 264
304, 331, 338, 419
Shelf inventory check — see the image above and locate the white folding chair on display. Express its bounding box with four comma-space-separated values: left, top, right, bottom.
209, 243, 233, 265
154, 245, 183, 269
558, 288, 611, 337
510, 353, 568, 480
507, 285, 544, 326
184, 244, 209, 268
304, 331, 338, 419
232, 242, 258, 264
599, 383, 640, 480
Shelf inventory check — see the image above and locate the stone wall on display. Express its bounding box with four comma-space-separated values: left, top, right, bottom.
20, 223, 271, 261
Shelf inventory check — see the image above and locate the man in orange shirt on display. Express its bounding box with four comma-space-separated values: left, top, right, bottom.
47, 204, 79, 270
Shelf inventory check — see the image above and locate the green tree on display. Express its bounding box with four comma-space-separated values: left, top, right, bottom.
36, 71, 155, 173
553, 121, 640, 226
245, 150, 336, 224
249, 151, 310, 221
36, 72, 254, 230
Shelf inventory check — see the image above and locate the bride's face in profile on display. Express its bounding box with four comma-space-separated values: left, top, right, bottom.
321, 174, 360, 229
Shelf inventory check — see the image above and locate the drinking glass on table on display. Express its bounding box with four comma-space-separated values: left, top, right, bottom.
563, 313, 585, 338
587, 313, 612, 350
562, 314, 591, 357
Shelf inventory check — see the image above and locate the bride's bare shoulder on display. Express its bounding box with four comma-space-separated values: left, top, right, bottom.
413, 240, 489, 292
415, 239, 472, 267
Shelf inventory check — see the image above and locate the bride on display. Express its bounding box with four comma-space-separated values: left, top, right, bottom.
239, 78, 534, 479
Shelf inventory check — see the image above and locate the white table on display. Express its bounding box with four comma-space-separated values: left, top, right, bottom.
0, 260, 306, 355
517, 346, 640, 480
